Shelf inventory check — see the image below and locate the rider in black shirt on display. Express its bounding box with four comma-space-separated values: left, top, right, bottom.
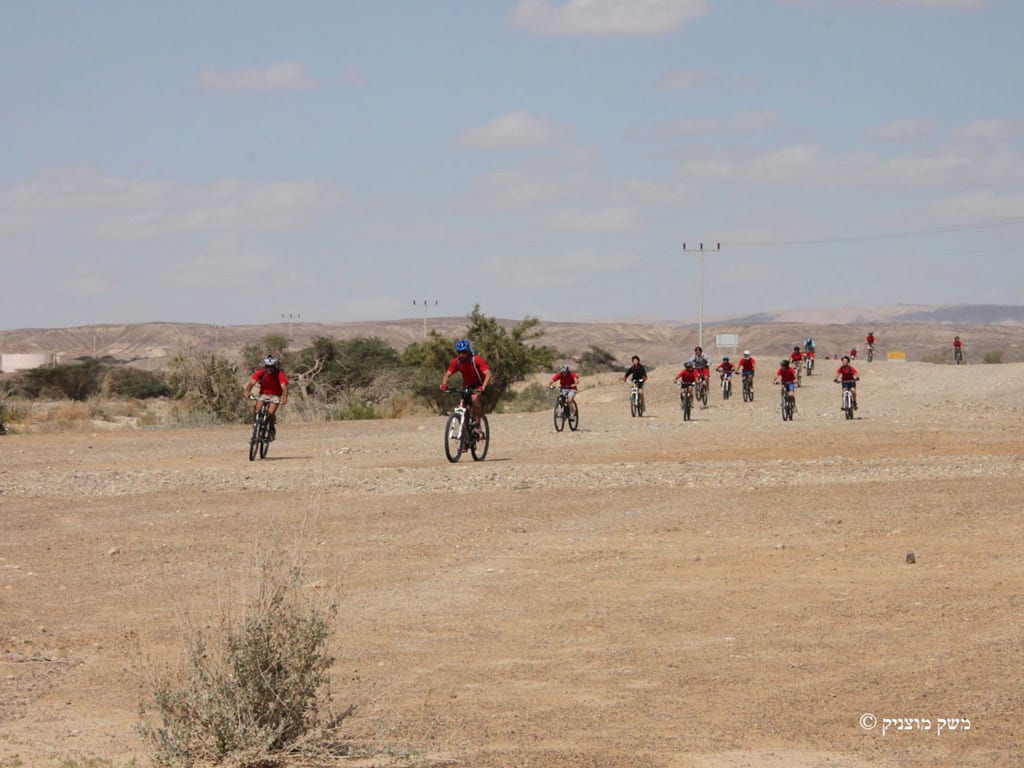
622, 355, 649, 410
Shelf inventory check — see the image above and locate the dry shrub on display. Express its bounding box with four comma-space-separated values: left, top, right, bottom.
139, 561, 346, 767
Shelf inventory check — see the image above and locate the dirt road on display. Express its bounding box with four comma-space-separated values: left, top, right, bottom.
2, 361, 1021, 767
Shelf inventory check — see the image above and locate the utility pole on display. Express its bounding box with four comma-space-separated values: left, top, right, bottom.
682, 242, 720, 350
413, 299, 438, 339
281, 313, 300, 343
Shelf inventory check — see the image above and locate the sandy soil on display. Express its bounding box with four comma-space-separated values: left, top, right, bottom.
1, 360, 1022, 767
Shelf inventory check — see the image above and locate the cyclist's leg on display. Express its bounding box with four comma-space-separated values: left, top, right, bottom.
470, 390, 485, 430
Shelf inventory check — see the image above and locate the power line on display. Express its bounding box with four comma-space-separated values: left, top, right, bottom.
725, 216, 1024, 248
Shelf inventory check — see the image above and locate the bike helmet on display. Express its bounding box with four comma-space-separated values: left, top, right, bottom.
780, 359, 790, 366
263, 355, 278, 368
842, 355, 851, 363
743, 350, 751, 357
684, 361, 694, 369
560, 365, 570, 373
694, 346, 703, 353
722, 356, 730, 362
455, 339, 471, 353
793, 346, 801, 351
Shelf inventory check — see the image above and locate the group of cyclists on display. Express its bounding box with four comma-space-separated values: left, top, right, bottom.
243, 332, 970, 442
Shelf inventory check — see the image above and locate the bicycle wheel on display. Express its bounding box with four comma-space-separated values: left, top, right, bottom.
844, 392, 854, 420
568, 401, 579, 431
444, 412, 464, 462
700, 382, 708, 406
722, 379, 730, 400
637, 394, 645, 417
259, 420, 270, 458
630, 393, 638, 418
471, 415, 489, 461
249, 419, 260, 461
682, 392, 691, 421
553, 398, 566, 432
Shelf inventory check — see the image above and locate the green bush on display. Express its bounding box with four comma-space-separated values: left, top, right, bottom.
105, 367, 173, 399
577, 345, 617, 374
140, 563, 342, 768
507, 382, 552, 413
983, 350, 1004, 364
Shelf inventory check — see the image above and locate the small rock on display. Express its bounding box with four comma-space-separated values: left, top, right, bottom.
905, 552, 916, 564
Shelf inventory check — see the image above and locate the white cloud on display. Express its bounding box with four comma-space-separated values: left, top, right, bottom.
483, 247, 639, 288
869, 118, 932, 141
479, 170, 576, 207
198, 61, 312, 91
926, 190, 1024, 223
954, 118, 1024, 142
685, 144, 1024, 188
0, 169, 335, 240
459, 111, 563, 148
550, 206, 641, 232
878, 0, 988, 7
511, 0, 710, 36
660, 70, 707, 90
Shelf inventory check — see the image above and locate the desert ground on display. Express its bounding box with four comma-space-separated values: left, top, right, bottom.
1, 359, 1022, 767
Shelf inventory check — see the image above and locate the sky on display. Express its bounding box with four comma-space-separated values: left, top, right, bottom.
2, 0, 1023, 330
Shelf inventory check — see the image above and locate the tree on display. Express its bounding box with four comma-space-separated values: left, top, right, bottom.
167, 345, 248, 423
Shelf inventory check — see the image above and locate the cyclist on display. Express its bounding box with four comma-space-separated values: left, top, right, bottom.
549, 364, 580, 408
716, 355, 735, 381
773, 358, 798, 410
243, 355, 289, 441
849, 347, 858, 360
441, 339, 492, 433
737, 350, 756, 395
674, 361, 699, 404
802, 337, 816, 373
833, 355, 860, 410
687, 346, 711, 383
622, 355, 648, 410
953, 335, 964, 363
866, 331, 876, 353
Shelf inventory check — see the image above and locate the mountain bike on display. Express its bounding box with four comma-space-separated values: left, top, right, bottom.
779, 384, 795, 421
629, 383, 645, 417
248, 395, 278, 460
836, 380, 858, 420
954, 346, 963, 365
679, 384, 693, 421
720, 373, 732, 400
694, 376, 708, 407
804, 354, 814, 377
552, 388, 579, 432
443, 387, 489, 462
741, 373, 754, 402
866, 344, 875, 363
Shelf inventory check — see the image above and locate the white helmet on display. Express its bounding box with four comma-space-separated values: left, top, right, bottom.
743, 350, 751, 357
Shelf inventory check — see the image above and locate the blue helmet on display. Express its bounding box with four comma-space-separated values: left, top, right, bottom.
455, 339, 471, 353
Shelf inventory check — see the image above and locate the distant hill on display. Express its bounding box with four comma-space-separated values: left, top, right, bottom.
2, 304, 1023, 370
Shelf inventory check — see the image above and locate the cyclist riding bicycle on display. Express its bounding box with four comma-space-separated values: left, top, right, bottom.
866, 332, 876, 350
803, 337, 815, 355
737, 350, 756, 393
674, 361, 699, 402
622, 356, 648, 409
549, 364, 580, 407
773, 358, 798, 409
441, 339, 492, 434
834, 355, 860, 410
790, 345, 804, 367
953, 335, 963, 362
716, 355, 735, 381
687, 346, 711, 383
243, 355, 289, 441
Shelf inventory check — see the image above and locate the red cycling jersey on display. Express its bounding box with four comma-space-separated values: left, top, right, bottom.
835, 364, 858, 382
790, 351, 803, 364
737, 357, 756, 372
717, 361, 735, 375
551, 371, 579, 389
776, 367, 797, 383
676, 369, 699, 385
251, 367, 288, 396
446, 354, 490, 388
